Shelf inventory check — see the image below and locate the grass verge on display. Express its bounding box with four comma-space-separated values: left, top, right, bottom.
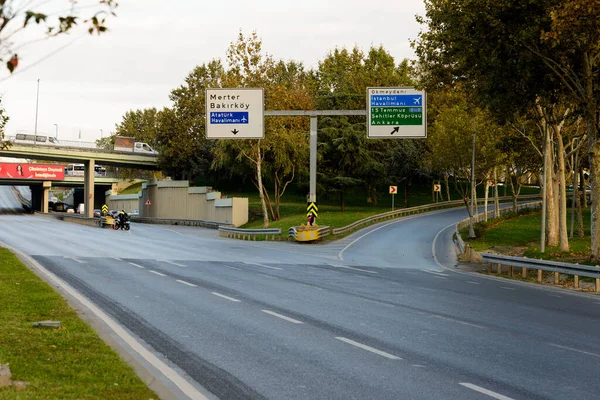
0, 248, 157, 399
463, 208, 594, 265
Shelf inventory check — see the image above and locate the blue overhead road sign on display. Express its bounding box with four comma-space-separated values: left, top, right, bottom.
210, 112, 249, 124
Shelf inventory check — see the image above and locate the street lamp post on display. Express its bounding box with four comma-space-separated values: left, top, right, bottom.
34, 78, 40, 145
54, 124, 58, 139
100, 129, 103, 139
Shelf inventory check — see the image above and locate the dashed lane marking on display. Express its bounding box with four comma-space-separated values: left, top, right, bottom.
335, 337, 401, 360
164, 260, 187, 268
466, 281, 480, 285
129, 263, 145, 269
243, 262, 282, 271
547, 343, 600, 358
211, 292, 241, 303
63, 256, 86, 264
500, 287, 516, 291
149, 270, 167, 277
459, 383, 515, 400
327, 264, 378, 274
176, 280, 197, 287
262, 310, 303, 324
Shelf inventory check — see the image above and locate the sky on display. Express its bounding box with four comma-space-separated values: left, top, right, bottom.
0, 0, 427, 143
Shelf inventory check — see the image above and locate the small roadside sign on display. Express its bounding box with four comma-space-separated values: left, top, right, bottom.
145, 199, 152, 206
389, 186, 397, 194
433, 184, 441, 192
307, 202, 318, 218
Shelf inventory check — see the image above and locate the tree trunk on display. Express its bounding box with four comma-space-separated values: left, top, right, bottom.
273, 176, 280, 221
340, 190, 345, 212
576, 186, 584, 238
472, 180, 478, 222
494, 167, 500, 218
546, 133, 559, 247
504, 166, 508, 196
590, 140, 600, 259
404, 181, 410, 207
484, 178, 490, 222
444, 172, 450, 201
582, 170, 588, 208
256, 146, 269, 228
556, 128, 569, 252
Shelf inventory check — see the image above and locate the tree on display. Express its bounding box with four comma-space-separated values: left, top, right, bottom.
415, 0, 600, 257
0, 0, 118, 73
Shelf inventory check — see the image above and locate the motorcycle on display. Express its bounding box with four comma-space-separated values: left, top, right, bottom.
112, 215, 131, 231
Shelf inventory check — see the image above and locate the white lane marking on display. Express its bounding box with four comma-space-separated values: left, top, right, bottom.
176, 280, 197, 287
211, 292, 241, 302
113, 257, 121, 261
8, 246, 209, 400
412, 364, 427, 368
547, 343, 600, 358
549, 295, 562, 298
335, 337, 401, 360
327, 264, 377, 274
222, 265, 243, 271
433, 276, 447, 280
424, 269, 449, 277
167, 229, 185, 236
164, 260, 187, 268
129, 262, 145, 269
261, 309, 303, 324
243, 261, 282, 271
149, 270, 167, 277
459, 383, 515, 400
500, 287, 516, 291
466, 281, 480, 285
337, 208, 458, 260
63, 256, 86, 264
432, 222, 459, 270
433, 315, 486, 329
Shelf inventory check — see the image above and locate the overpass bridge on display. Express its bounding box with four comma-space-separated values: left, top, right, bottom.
0, 140, 158, 217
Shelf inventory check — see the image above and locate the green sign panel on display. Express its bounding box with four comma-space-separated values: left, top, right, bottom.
367, 88, 427, 138
371, 107, 423, 126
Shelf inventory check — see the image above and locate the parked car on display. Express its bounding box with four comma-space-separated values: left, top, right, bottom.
93, 209, 101, 217
109, 210, 119, 218
129, 209, 139, 216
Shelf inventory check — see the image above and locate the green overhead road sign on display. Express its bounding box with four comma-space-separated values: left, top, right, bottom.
367, 87, 427, 138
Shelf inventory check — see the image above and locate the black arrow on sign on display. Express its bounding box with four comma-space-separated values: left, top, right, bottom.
231, 129, 239, 135
390, 127, 399, 135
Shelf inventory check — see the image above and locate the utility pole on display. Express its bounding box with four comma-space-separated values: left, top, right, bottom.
34, 78, 40, 145
54, 124, 58, 139
469, 118, 476, 238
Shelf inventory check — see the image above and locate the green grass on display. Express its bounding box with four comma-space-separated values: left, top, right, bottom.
233, 183, 541, 231
119, 182, 144, 195
463, 208, 594, 264
0, 248, 158, 399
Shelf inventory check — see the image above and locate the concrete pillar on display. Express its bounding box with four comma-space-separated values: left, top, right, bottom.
537, 269, 543, 283
522, 267, 527, 278
554, 272, 559, 284
574, 275, 579, 288
596, 278, 600, 293
41, 181, 51, 213
84, 159, 95, 218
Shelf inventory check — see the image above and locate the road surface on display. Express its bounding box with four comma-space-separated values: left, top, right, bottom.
0, 186, 598, 400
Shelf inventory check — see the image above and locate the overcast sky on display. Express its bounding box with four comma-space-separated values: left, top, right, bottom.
0, 0, 426, 143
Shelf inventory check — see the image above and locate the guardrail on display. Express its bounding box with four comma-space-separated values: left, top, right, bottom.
130, 216, 229, 229
481, 252, 600, 293
332, 195, 541, 237
218, 226, 281, 241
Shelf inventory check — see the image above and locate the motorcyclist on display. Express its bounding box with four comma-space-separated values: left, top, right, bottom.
117, 210, 128, 230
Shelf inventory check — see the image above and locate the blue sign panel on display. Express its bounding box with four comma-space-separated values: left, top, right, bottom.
371, 95, 423, 107
210, 112, 249, 124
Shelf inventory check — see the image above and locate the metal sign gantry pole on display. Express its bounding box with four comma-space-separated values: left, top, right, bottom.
264, 110, 367, 206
